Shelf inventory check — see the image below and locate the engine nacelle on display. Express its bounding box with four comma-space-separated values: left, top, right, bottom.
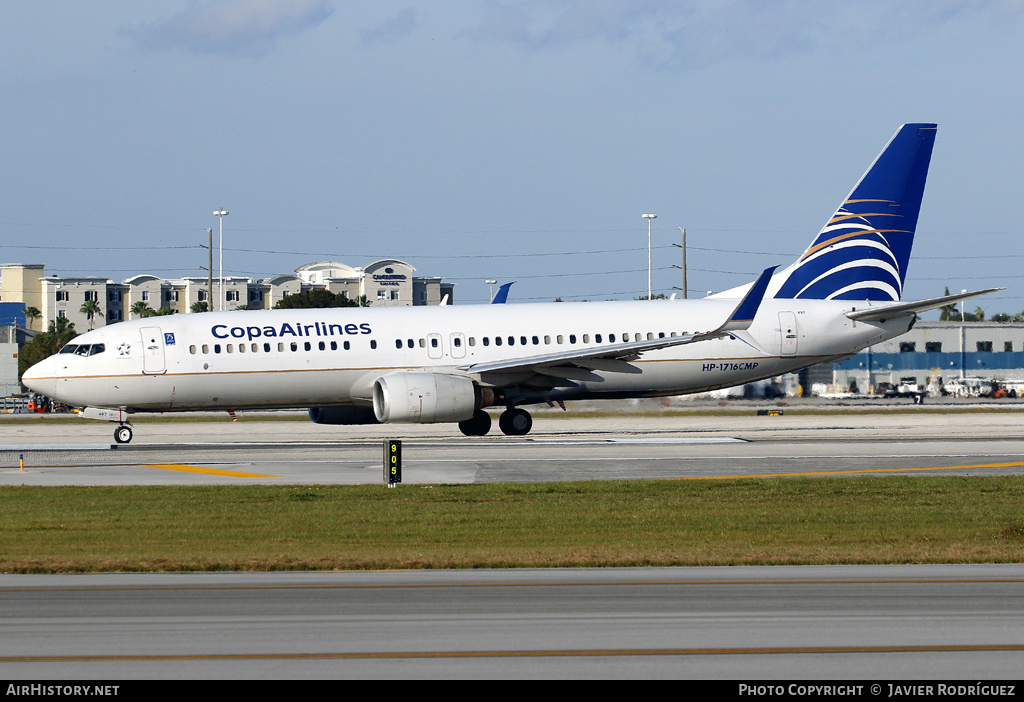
308, 405, 380, 425
373, 373, 478, 423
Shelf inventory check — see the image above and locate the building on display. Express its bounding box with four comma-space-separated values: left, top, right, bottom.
832, 321, 1024, 392
0, 260, 455, 332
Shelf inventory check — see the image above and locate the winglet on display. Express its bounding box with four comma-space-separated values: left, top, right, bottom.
491, 282, 515, 304
721, 266, 777, 332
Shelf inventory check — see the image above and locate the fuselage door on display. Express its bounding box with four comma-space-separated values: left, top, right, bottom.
778, 312, 798, 356
450, 332, 466, 359
140, 326, 167, 374
427, 333, 443, 360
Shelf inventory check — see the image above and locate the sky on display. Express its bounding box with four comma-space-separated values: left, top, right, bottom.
2, 1, 1023, 314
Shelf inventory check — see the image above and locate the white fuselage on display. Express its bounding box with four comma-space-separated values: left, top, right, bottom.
22, 298, 912, 415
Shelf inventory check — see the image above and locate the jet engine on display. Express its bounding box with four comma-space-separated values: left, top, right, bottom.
373, 373, 479, 423
308, 405, 380, 425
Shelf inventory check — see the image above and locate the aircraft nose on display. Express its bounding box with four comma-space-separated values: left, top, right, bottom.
21, 358, 56, 398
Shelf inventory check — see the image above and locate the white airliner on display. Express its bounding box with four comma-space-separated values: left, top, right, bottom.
22, 123, 997, 443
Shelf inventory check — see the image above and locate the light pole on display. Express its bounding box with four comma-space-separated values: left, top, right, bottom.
485, 279, 497, 303
213, 209, 228, 311
642, 214, 657, 300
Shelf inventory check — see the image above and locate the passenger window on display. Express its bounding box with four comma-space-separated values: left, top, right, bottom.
214, 344, 221, 354
583, 334, 590, 343
238, 344, 245, 353
318, 341, 325, 351
532, 336, 539, 345
304, 342, 311, 351
596, 334, 602, 343
469, 338, 476, 347
520, 336, 527, 345
569, 335, 576, 344
407, 339, 414, 348
227, 344, 234, 353
278, 343, 285, 352
431, 338, 439, 348
290, 342, 298, 352
483, 337, 490, 347
370, 340, 377, 350
495, 337, 502, 346
557, 335, 564, 344
344, 341, 350, 350
395, 340, 403, 349
264, 343, 271, 352
507, 336, 514, 346
609, 334, 616, 342
454, 337, 462, 347
544, 336, 551, 344
330, 341, 337, 351
202, 344, 209, 354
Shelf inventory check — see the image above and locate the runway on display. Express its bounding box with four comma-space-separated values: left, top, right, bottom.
3, 411, 1024, 679
4, 410, 1024, 485
2, 564, 1023, 679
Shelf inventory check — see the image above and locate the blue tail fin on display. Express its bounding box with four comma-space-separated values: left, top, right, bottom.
773, 123, 937, 301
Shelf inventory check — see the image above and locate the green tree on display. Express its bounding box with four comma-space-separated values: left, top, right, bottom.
18, 317, 77, 380
23, 306, 41, 331
79, 299, 102, 330
273, 289, 358, 309
130, 301, 152, 319
963, 306, 985, 322
938, 287, 958, 321
190, 301, 209, 313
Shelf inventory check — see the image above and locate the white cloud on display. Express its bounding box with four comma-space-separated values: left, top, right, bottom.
361, 8, 418, 46
461, 0, 1023, 70
126, 0, 335, 56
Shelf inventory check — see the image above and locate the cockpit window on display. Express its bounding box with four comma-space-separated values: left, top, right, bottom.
63, 343, 105, 357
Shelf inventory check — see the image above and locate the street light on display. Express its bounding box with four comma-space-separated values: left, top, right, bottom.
485, 280, 497, 302
642, 214, 657, 300
213, 209, 228, 311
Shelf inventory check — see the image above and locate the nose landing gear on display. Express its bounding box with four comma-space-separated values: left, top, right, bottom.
114, 424, 133, 444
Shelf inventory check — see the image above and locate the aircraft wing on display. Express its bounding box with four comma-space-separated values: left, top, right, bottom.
845, 288, 1003, 322
457, 267, 776, 378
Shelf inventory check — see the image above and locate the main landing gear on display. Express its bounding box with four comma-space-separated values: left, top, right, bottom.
114, 424, 133, 444
458, 408, 533, 437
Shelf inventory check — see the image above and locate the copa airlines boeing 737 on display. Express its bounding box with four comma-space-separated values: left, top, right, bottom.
22, 123, 997, 443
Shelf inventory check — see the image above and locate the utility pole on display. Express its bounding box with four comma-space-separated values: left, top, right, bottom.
671, 227, 687, 299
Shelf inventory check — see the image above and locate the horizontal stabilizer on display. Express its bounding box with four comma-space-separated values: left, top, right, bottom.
845, 288, 1002, 322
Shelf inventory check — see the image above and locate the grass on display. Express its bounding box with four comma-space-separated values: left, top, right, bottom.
2, 476, 1024, 573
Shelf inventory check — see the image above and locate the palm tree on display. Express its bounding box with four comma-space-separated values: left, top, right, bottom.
130, 301, 152, 319
23, 306, 41, 331
79, 299, 102, 331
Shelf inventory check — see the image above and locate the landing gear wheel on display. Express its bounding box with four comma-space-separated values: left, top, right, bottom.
498, 408, 533, 436
114, 425, 133, 444
459, 410, 492, 436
